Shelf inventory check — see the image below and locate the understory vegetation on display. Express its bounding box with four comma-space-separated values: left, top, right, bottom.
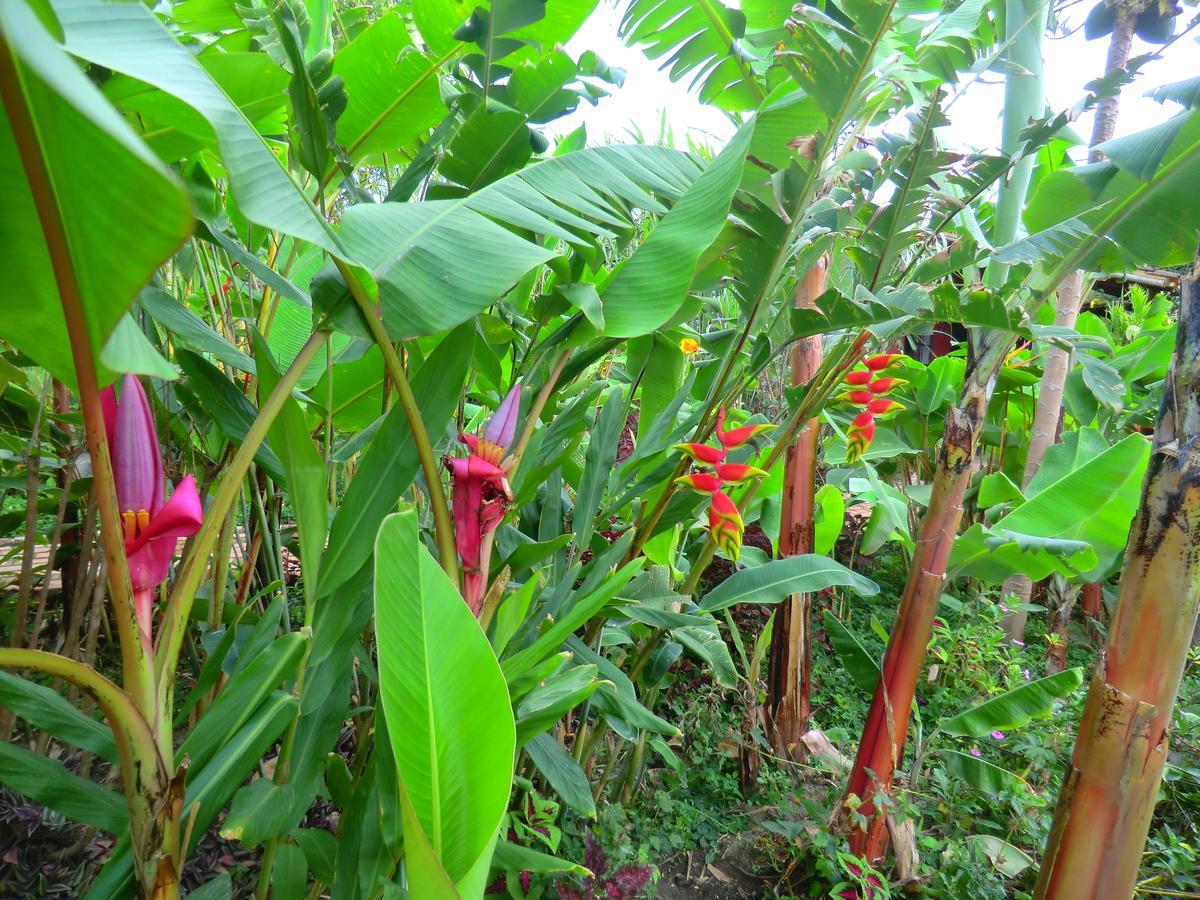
2, 0, 1200, 897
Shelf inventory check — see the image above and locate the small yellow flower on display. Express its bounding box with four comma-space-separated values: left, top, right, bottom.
679, 337, 701, 354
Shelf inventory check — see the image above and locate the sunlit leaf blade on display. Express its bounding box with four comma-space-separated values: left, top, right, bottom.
0, 0, 191, 386
939, 668, 1085, 738
949, 433, 1150, 582
332, 10, 447, 163
1025, 109, 1200, 274
700, 554, 878, 612
374, 511, 515, 895
51, 0, 346, 256
619, 0, 763, 110
602, 121, 755, 336
338, 144, 707, 340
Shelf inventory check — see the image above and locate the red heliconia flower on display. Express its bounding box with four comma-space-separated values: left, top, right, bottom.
714, 463, 766, 483
675, 472, 724, 494
839, 390, 873, 406
675, 410, 772, 558
867, 397, 903, 415
864, 353, 901, 371
708, 490, 744, 560
868, 376, 906, 394
100, 375, 203, 651
447, 385, 522, 615
845, 410, 875, 464
674, 442, 726, 465
845, 370, 872, 386
715, 408, 774, 449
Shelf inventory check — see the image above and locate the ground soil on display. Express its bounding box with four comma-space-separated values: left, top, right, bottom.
653, 832, 793, 899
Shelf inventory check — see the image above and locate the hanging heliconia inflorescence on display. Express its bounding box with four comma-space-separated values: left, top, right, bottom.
839, 354, 907, 463
674, 409, 773, 560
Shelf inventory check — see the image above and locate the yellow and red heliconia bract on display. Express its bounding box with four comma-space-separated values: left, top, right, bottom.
868, 377, 906, 394
840, 355, 909, 461
715, 408, 774, 449
673, 409, 773, 560
867, 397, 903, 415
708, 490, 744, 560
674, 442, 726, 465
846, 410, 876, 464
715, 463, 767, 483
676, 472, 724, 493
845, 370, 872, 386
864, 353, 901, 371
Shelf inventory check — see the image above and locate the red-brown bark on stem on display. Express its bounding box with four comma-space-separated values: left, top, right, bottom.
843, 332, 1010, 862
767, 259, 828, 756
1035, 263, 1200, 899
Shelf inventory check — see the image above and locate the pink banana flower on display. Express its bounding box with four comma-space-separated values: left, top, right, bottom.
100, 375, 203, 651
446, 385, 522, 615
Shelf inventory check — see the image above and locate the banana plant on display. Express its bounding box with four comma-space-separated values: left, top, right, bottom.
1035, 263, 1200, 899
841, 8, 1200, 863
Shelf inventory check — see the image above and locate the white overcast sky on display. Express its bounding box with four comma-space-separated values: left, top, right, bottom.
556, 2, 1198, 158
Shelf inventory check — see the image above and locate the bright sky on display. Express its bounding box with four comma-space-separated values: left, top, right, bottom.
556, 1, 1198, 158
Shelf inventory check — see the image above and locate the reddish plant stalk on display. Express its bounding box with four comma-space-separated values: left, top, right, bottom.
1081, 581, 1102, 619
1002, 271, 1084, 640
843, 332, 1011, 862
767, 259, 828, 755
0, 31, 152, 712
1034, 264, 1200, 899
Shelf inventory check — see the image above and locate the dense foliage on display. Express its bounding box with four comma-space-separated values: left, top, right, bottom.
1, 0, 1199, 897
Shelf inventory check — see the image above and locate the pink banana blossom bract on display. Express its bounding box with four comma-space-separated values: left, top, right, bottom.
446, 385, 522, 614
100, 374, 203, 650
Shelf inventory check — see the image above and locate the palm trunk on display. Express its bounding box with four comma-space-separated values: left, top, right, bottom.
1034, 261, 1200, 899
1002, 271, 1085, 639
844, 330, 1011, 862
1088, 1, 1144, 163
766, 259, 828, 757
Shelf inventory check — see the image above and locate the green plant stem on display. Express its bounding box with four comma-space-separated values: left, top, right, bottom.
627, 96, 860, 562
680, 331, 870, 598
156, 328, 329, 707
334, 258, 459, 580
0, 647, 166, 882
255, 632, 313, 900
0, 34, 156, 717
508, 349, 571, 478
